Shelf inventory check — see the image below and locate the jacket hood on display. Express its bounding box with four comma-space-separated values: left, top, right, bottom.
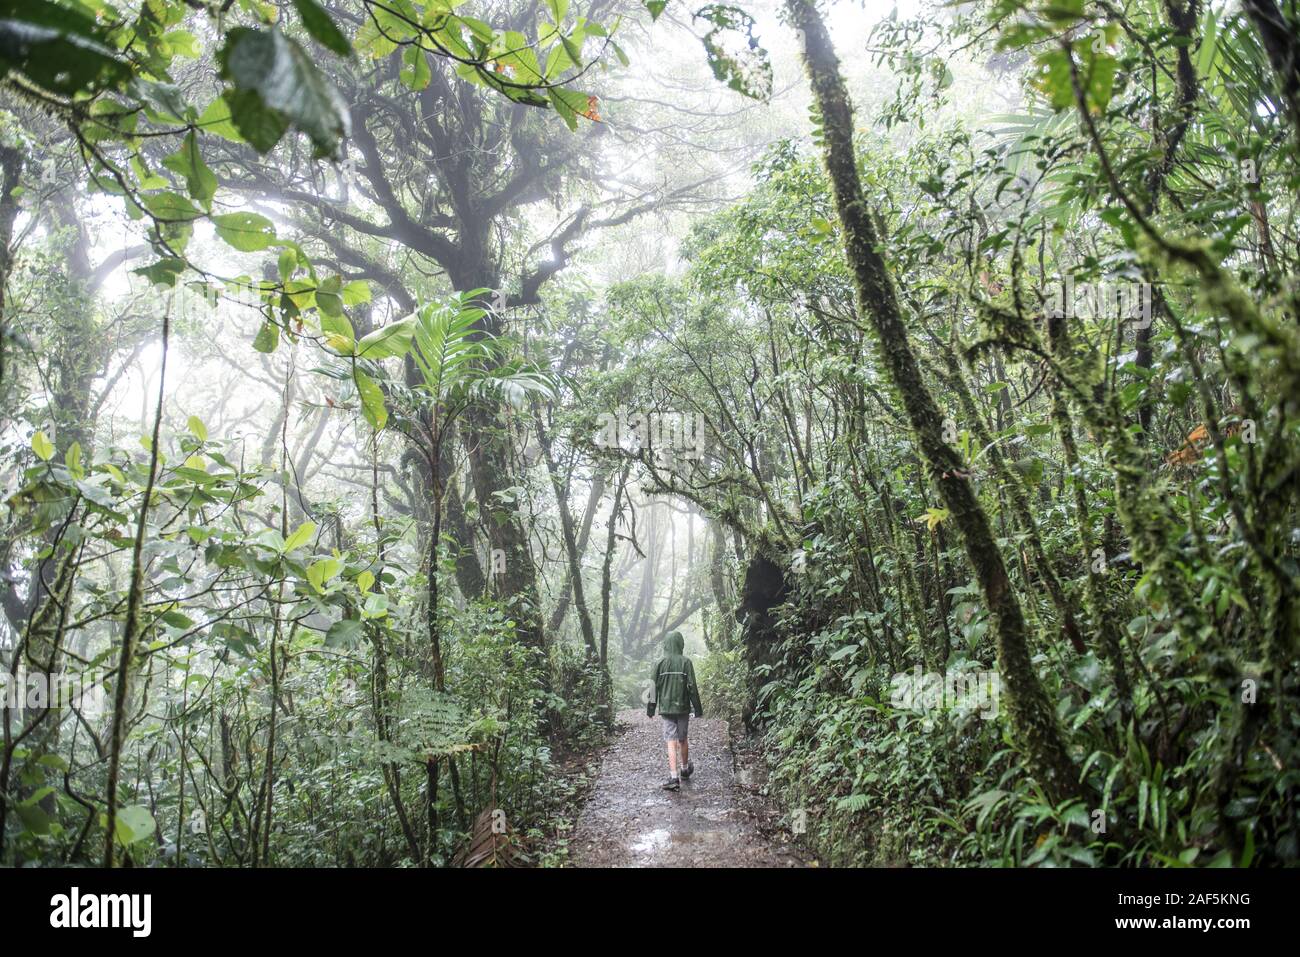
663, 631, 685, 655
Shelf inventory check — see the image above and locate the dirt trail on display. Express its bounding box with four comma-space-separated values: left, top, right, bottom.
570, 709, 812, 867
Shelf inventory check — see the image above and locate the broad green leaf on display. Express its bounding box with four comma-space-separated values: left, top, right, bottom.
223, 88, 290, 152
362, 592, 388, 619
292, 0, 353, 57
0, 2, 130, 97
355, 371, 388, 430
307, 556, 344, 592
64, 441, 83, 478
15, 802, 50, 835
31, 430, 53, 461
115, 805, 156, 845
278, 247, 299, 281
401, 45, 432, 90
213, 211, 277, 252
162, 131, 217, 211
219, 26, 349, 157
355, 318, 415, 359
342, 280, 371, 306
134, 258, 186, 287
325, 618, 364, 647
252, 321, 280, 353
197, 97, 245, 142
283, 521, 317, 553
316, 274, 344, 317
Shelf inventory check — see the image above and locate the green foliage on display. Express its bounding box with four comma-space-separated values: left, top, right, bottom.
693, 5, 773, 101
4, 0, 1299, 874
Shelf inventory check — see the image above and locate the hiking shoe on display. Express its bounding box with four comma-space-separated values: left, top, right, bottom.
680, 761, 694, 779
661, 776, 680, 791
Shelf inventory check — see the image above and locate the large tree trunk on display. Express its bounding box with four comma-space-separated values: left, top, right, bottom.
737, 549, 789, 731
452, 269, 546, 654
785, 0, 1077, 801
535, 405, 598, 658
0, 144, 22, 392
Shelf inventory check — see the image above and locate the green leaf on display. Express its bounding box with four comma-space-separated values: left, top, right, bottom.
1196, 10, 1219, 79
355, 2, 419, 58
133, 78, 188, 122
162, 131, 217, 211
219, 27, 350, 157
496, 30, 544, 84
282, 521, 317, 553
141, 191, 200, 249
292, 0, 353, 57
0, 2, 130, 97
64, 440, 83, 478
355, 317, 415, 359
547, 87, 582, 131
401, 45, 432, 90
197, 97, 245, 142
278, 248, 299, 281
355, 371, 388, 430
115, 805, 157, 845
134, 258, 186, 287
1042, 0, 1085, 23
307, 556, 343, 593
362, 592, 389, 619
325, 618, 364, 647
342, 280, 371, 306
187, 415, 208, 442
31, 430, 53, 461
316, 274, 344, 317
140, 189, 199, 220
15, 802, 50, 835
222, 88, 290, 153
252, 320, 280, 353
213, 211, 277, 252
162, 28, 201, 60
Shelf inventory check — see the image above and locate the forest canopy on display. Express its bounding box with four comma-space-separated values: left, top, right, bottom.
1, 0, 1298, 869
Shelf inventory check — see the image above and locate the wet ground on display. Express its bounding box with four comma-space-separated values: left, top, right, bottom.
570, 709, 815, 867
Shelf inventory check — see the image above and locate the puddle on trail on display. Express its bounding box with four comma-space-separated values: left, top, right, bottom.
629, 827, 733, 859
631, 829, 671, 855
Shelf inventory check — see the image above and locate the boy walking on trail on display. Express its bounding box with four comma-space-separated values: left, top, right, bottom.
646, 631, 704, 791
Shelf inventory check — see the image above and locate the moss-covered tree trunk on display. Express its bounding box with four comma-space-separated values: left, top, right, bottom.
785, 0, 1077, 801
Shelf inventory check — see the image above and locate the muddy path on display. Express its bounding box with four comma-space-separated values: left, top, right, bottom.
570, 709, 814, 867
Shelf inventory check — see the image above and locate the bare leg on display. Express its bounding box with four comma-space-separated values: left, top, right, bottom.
681, 738, 690, 766
664, 741, 678, 777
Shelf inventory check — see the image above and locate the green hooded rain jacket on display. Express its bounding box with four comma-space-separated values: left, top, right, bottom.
646, 631, 704, 718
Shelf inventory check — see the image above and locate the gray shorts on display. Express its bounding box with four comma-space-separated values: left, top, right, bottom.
661, 713, 690, 742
